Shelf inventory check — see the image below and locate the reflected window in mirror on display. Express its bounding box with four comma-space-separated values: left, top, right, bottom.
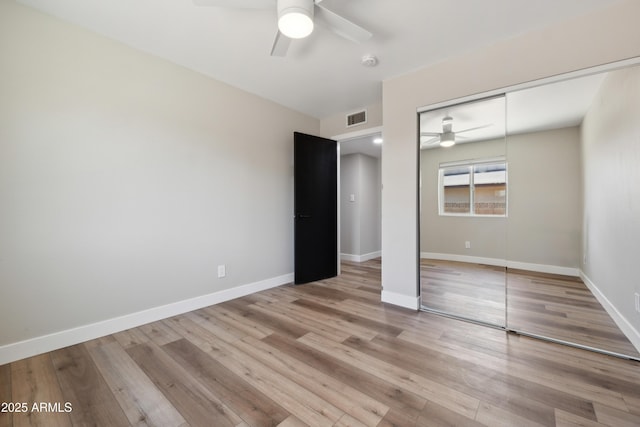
439, 158, 507, 217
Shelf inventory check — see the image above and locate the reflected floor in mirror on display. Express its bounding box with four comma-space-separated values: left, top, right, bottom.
421, 259, 640, 359
420, 259, 506, 326
507, 268, 640, 358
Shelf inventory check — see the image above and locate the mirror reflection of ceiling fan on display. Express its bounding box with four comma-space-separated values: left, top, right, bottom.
420, 116, 492, 148
194, 0, 372, 57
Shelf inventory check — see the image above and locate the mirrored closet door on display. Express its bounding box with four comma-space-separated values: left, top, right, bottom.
503, 66, 640, 360
418, 61, 640, 361
419, 96, 507, 328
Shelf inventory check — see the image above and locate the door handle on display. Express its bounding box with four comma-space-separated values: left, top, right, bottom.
296, 214, 312, 219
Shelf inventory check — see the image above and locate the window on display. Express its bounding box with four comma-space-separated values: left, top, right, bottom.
439, 159, 507, 216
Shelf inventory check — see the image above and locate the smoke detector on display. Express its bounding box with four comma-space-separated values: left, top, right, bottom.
361, 54, 378, 67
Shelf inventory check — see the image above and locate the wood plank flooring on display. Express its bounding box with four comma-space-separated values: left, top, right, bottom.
420, 259, 640, 358
420, 259, 506, 326
506, 268, 640, 358
2, 259, 640, 426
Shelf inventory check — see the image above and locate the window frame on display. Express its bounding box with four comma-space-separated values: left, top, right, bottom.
438, 157, 508, 218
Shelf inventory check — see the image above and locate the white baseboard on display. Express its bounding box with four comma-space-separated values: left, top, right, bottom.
0, 273, 293, 366
421, 252, 505, 267
340, 253, 360, 262
341, 251, 382, 263
420, 252, 579, 277
381, 290, 420, 310
580, 271, 640, 354
506, 261, 579, 277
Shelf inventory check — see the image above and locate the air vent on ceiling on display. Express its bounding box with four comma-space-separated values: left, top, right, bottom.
346, 110, 367, 127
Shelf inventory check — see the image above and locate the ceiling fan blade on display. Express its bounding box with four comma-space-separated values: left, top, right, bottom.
456, 124, 492, 133
270, 30, 291, 56
420, 132, 441, 137
421, 137, 440, 146
314, 4, 372, 43
193, 0, 274, 8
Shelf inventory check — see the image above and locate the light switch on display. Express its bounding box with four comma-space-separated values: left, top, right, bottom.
350, 194, 355, 202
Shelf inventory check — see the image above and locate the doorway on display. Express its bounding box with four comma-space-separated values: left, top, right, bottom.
334, 127, 383, 268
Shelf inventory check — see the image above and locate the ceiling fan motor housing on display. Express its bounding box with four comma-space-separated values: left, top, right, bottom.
440, 131, 456, 147
278, 0, 315, 39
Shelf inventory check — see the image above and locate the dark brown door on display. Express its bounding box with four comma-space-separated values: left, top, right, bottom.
294, 132, 337, 284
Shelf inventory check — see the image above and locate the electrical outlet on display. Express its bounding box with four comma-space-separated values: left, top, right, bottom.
465, 241, 471, 249
635, 293, 640, 313
217, 265, 226, 278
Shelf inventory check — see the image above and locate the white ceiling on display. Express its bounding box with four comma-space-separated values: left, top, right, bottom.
16, 0, 621, 119
419, 71, 608, 148
507, 72, 607, 135
340, 133, 382, 159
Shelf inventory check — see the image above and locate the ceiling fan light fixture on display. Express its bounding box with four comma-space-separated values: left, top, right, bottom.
278, 0, 314, 39
440, 132, 455, 147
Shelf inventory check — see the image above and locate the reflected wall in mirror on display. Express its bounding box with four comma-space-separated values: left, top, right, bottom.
418, 62, 640, 360
419, 96, 507, 327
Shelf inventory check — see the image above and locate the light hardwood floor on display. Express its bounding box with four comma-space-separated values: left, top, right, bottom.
2, 259, 640, 426
420, 259, 506, 326
420, 259, 640, 359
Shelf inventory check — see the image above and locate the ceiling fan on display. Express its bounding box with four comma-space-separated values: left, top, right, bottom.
194, 0, 373, 57
420, 116, 492, 148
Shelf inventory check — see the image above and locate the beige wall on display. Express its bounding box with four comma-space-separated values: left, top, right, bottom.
420, 139, 507, 262
340, 153, 381, 259
581, 65, 640, 343
0, 2, 318, 351
382, 0, 640, 308
340, 154, 360, 256
421, 128, 581, 270
359, 153, 382, 256
507, 127, 582, 269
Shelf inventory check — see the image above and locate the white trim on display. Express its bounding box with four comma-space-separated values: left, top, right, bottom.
0, 273, 293, 365
580, 271, 640, 354
421, 252, 579, 276
506, 260, 578, 277
331, 125, 383, 142
381, 290, 420, 310
341, 251, 382, 263
421, 252, 505, 267
337, 146, 341, 276
440, 156, 506, 168
341, 253, 360, 262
